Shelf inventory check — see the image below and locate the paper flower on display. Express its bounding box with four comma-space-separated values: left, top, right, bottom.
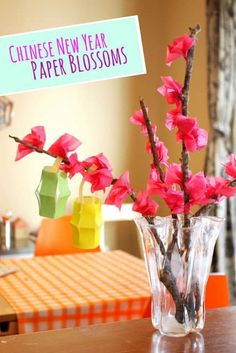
175, 115, 208, 152
60, 153, 83, 179
81, 153, 113, 192
105, 171, 132, 209
132, 190, 159, 216
163, 190, 184, 214
165, 109, 182, 130
166, 35, 196, 66
157, 76, 183, 107
147, 167, 170, 198
15, 126, 46, 161
225, 154, 236, 178
205, 177, 236, 201
165, 163, 184, 186
186, 172, 207, 205
146, 139, 169, 165
48, 133, 81, 160
130, 109, 157, 135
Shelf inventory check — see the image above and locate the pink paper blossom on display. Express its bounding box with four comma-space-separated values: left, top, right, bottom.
146, 139, 169, 165
147, 167, 169, 197
186, 172, 207, 205
156, 141, 169, 165
132, 190, 159, 216
130, 109, 144, 126
225, 154, 236, 178
60, 153, 83, 179
15, 126, 46, 161
157, 76, 183, 107
166, 35, 196, 66
163, 190, 184, 214
105, 171, 133, 209
130, 109, 157, 135
81, 153, 113, 192
165, 163, 184, 186
205, 177, 236, 201
175, 115, 208, 152
48, 133, 81, 160
176, 114, 196, 132
165, 109, 181, 130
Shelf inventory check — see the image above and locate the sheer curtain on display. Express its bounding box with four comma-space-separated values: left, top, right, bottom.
206, 0, 236, 303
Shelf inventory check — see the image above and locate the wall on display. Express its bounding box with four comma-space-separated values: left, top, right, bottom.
0, 0, 208, 255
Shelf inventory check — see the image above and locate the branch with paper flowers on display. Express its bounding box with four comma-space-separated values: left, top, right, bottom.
10, 25, 236, 324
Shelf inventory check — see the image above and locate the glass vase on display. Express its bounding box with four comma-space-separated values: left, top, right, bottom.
135, 216, 224, 337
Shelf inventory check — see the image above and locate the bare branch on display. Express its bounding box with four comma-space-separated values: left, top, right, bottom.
139, 98, 165, 182
9, 135, 70, 165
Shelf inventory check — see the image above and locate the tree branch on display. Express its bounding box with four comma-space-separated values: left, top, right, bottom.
181, 24, 201, 227
9, 135, 70, 165
139, 98, 165, 182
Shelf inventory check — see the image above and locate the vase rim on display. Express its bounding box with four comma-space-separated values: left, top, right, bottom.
134, 215, 225, 228
191, 215, 225, 222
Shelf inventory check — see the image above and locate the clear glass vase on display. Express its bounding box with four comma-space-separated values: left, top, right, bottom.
135, 216, 224, 337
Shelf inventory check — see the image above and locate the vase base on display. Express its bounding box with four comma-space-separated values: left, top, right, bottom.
158, 329, 189, 338
157, 316, 190, 337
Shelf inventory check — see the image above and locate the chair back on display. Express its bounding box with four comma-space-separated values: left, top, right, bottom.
35, 215, 99, 256
205, 273, 230, 309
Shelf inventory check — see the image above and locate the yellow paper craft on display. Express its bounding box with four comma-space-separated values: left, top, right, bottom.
71, 194, 103, 249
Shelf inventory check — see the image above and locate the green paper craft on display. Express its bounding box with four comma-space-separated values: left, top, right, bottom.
35, 167, 71, 218
71, 196, 103, 249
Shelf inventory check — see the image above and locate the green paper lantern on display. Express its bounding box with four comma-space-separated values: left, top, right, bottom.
71, 196, 103, 249
35, 167, 71, 218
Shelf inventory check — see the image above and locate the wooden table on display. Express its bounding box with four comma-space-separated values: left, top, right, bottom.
0, 307, 235, 353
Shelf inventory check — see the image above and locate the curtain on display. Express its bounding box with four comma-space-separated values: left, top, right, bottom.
206, 0, 236, 303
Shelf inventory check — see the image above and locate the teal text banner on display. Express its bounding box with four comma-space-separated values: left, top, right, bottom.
0, 16, 146, 95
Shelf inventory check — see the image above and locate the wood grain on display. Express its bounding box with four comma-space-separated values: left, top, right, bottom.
0, 307, 236, 353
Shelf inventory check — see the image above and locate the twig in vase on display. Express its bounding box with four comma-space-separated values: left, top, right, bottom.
194, 202, 216, 217
178, 25, 202, 321
129, 190, 166, 256
181, 25, 201, 227
138, 99, 185, 323
139, 99, 181, 259
229, 179, 236, 187
139, 98, 165, 182
139, 25, 203, 324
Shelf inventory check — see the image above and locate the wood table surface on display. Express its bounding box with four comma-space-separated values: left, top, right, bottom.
0, 306, 236, 353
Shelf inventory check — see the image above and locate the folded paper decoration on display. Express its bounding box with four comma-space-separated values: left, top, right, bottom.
35, 167, 71, 218
71, 196, 103, 249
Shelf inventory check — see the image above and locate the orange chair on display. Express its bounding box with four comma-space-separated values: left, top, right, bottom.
143, 273, 230, 318
205, 273, 230, 309
35, 215, 100, 256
